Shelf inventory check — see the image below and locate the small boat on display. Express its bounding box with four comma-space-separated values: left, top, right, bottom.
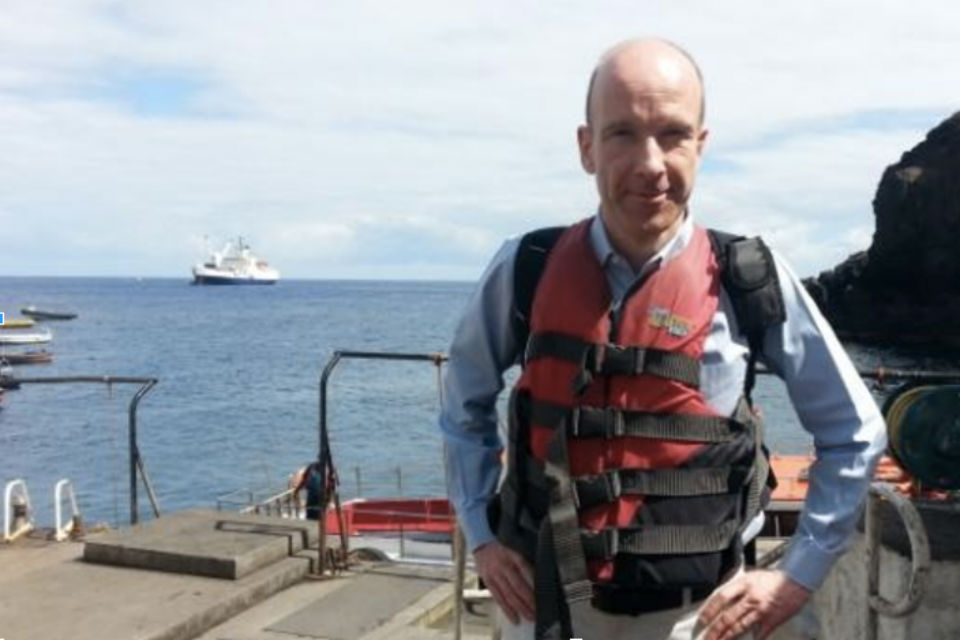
0, 329, 53, 345
0, 317, 36, 329
21, 306, 77, 321
191, 237, 279, 285
0, 350, 54, 365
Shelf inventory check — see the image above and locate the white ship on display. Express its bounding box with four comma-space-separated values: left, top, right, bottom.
191, 237, 279, 285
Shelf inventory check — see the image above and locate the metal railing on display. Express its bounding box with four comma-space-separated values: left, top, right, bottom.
1, 375, 159, 525
216, 486, 301, 518
3, 479, 34, 542
316, 350, 448, 575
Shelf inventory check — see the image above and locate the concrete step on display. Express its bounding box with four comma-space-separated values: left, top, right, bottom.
0, 537, 313, 640
83, 509, 319, 579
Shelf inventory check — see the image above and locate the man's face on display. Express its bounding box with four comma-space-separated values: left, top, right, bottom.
577, 54, 707, 247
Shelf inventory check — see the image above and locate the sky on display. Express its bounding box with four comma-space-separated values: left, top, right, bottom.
1, 1, 957, 281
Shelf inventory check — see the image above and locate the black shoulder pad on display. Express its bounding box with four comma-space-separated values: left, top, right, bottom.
708, 229, 786, 336
512, 226, 567, 362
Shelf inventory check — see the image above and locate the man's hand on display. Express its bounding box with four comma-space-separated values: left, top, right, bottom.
474, 540, 535, 624
697, 569, 811, 640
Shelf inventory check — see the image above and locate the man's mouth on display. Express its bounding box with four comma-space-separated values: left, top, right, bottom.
627, 191, 667, 203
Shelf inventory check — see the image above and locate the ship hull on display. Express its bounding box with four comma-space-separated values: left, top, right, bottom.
192, 274, 277, 285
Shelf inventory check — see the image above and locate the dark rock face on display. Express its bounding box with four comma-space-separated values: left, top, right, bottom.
803, 112, 960, 345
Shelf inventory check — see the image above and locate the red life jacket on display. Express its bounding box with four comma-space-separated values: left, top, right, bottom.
496, 218, 766, 597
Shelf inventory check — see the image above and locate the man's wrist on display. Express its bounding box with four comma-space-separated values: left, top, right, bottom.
460, 502, 496, 553
778, 536, 839, 591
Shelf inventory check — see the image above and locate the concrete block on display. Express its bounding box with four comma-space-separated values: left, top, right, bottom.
83, 509, 319, 579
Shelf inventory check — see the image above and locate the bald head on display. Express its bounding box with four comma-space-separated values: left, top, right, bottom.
584, 38, 705, 126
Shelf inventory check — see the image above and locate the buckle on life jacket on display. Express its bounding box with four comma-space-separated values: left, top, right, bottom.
568, 406, 625, 438
573, 472, 622, 509
574, 344, 647, 396
587, 343, 645, 376
581, 528, 618, 560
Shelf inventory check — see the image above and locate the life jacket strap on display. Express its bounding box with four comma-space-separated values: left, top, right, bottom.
581, 519, 742, 559
525, 332, 701, 389
528, 397, 742, 442
740, 398, 770, 532
539, 409, 594, 638
572, 466, 748, 509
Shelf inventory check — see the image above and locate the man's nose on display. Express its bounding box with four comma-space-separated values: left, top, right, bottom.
633, 137, 666, 176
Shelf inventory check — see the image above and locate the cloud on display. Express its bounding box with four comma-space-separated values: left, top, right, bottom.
696, 122, 933, 271
1, 1, 958, 278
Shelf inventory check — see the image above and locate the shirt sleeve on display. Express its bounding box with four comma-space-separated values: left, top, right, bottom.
762, 252, 887, 590
438, 237, 522, 552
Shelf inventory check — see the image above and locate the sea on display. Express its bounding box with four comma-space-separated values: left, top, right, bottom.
0, 276, 956, 529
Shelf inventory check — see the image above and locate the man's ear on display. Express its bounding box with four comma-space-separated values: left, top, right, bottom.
696, 127, 709, 157
577, 125, 596, 174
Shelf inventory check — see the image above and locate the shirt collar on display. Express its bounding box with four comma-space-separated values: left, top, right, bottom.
589, 210, 695, 275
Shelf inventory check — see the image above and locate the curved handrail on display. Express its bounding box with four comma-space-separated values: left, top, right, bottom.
866, 482, 931, 620
54, 479, 81, 542
3, 479, 34, 542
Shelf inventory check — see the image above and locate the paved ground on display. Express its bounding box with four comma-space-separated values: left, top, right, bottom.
0, 531, 311, 640
195, 565, 491, 640
0, 516, 807, 640
0, 512, 479, 640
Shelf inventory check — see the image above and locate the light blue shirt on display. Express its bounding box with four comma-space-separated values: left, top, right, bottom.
439, 214, 886, 591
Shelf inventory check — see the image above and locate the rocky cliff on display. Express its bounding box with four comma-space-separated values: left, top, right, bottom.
804, 112, 960, 345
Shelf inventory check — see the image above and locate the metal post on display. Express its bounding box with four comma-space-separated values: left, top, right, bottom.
453, 525, 466, 640
136, 455, 161, 519
865, 491, 880, 640
128, 379, 157, 525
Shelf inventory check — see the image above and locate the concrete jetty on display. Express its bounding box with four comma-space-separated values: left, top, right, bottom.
0, 509, 486, 640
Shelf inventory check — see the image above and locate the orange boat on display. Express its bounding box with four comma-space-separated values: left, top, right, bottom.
769, 453, 912, 503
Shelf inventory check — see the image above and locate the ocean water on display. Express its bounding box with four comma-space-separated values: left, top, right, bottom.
0, 277, 955, 528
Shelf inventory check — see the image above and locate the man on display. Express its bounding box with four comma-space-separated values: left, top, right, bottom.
439, 38, 885, 640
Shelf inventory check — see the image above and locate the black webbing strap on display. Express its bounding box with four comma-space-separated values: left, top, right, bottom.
738, 398, 770, 528
525, 332, 701, 389
707, 229, 786, 406
534, 518, 569, 640
538, 406, 593, 638
497, 480, 542, 536
513, 226, 567, 366
581, 519, 741, 559
572, 466, 741, 509
528, 398, 741, 442
744, 338, 761, 407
